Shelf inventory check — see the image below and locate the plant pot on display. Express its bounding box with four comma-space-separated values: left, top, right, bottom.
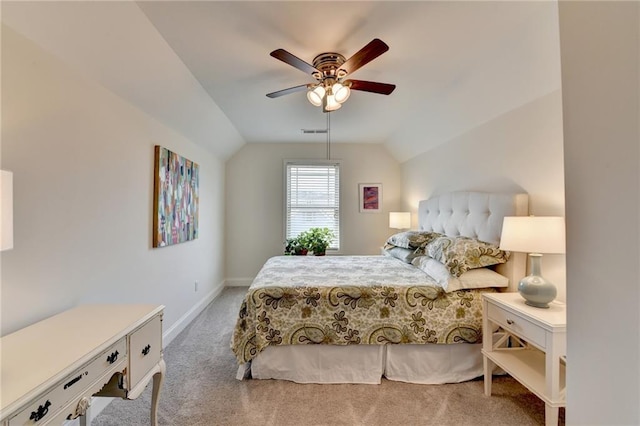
295, 249, 308, 256
314, 251, 326, 256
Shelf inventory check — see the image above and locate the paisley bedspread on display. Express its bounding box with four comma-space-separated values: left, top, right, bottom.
231, 256, 495, 364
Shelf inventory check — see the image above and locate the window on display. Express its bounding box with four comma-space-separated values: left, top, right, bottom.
285, 161, 340, 250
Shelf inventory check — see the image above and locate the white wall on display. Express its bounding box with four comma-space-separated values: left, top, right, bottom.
225, 143, 402, 283
401, 90, 566, 301
559, 2, 639, 424
388, 0, 562, 163
0, 25, 225, 337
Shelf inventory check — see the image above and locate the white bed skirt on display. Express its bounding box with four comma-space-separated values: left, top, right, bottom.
242, 343, 484, 385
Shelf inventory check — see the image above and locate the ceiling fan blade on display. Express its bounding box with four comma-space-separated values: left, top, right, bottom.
340, 39, 389, 76
347, 80, 396, 95
270, 49, 320, 76
266, 84, 310, 98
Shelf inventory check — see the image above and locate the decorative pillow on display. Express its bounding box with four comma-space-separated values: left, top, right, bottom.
382, 245, 422, 263
411, 256, 509, 292
386, 231, 442, 250
424, 235, 510, 277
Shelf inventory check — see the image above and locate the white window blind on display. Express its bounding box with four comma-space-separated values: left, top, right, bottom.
285, 161, 340, 250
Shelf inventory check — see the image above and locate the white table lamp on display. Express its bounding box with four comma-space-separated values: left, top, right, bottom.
499, 216, 565, 308
1, 170, 13, 251
389, 212, 411, 230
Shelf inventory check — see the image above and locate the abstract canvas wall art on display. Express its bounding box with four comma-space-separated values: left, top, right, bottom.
153, 146, 199, 247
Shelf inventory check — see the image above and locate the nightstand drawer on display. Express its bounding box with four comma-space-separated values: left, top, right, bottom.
9, 338, 126, 426
128, 315, 162, 389
487, 303, 546, 349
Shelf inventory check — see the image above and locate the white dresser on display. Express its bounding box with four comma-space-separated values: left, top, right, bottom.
482, 292, 566, 426
0, 305, 166, 426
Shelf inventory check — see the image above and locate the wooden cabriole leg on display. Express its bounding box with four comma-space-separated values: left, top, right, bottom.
150, 359, 166, 426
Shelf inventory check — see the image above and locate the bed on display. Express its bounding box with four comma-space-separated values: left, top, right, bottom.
231, 191, 528, 384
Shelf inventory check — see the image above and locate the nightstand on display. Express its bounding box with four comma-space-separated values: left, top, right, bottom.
482, 292, 566, 426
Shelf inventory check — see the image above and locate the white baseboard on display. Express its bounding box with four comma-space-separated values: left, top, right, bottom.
224, 278, 253, 287
67, 283, 225, 425
163, 282, 224, 346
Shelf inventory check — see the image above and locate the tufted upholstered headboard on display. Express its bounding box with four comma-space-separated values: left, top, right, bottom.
417, 191, 529, 291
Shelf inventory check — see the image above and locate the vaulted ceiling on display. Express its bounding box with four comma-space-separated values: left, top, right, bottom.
2, 1, 561, 162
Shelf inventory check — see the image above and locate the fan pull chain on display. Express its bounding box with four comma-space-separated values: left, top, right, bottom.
326, 111, 331, 160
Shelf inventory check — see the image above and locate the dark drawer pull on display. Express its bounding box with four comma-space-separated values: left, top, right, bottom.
142, 344, 151, 356
64, 372, 86, 390
107, 350, 119, 364
30, 400, 51, 422
506, 319, 515, 325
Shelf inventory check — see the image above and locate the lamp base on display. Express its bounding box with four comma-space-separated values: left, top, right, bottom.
518, 274, 557, 309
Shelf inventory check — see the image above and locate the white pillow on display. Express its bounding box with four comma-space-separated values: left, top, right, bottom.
411, 256, 509, 292
382, 246, 422, 263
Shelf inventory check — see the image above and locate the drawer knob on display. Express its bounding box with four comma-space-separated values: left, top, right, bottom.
107, 350, 119, 364
506, 319, 514, 325
142, 344, 151, 356
30, 400, 51, 422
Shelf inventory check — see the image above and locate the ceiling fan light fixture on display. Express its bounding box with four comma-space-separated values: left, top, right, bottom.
307, 85, 325, 107
332, 82, 351, 104
268, 39, 394, 107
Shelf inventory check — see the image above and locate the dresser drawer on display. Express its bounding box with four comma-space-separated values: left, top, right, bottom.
8, 337, 126, 426
487, 303, 546, 349
128, 315, 162, 390
35, 393, 93, 426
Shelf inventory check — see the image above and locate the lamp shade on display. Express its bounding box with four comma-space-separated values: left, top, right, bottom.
307, 86, 325, 107
332, 82, 351, 103
389, 212, 411, 229
1, 170, 14, 251
499, 216, 565, 254
324, 94, 342, 111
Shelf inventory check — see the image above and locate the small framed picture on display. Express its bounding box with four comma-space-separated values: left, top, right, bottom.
359, 183, 382, 213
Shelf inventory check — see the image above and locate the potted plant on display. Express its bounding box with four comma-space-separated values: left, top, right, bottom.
284, 237, 307, 255
301, 227, 334, 256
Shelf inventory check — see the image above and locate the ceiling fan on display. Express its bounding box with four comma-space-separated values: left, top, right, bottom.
266, 38, 396, 112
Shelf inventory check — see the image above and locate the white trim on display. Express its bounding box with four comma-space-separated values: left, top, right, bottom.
224, 278, 254, 287
162, 283, 224, 346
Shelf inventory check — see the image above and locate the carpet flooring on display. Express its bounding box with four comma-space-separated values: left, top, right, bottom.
92, 287, 564, 426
